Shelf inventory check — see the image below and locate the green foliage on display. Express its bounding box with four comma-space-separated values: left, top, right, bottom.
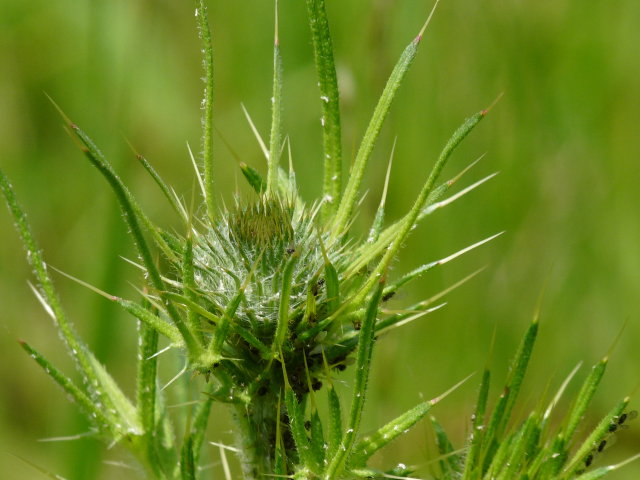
432, 321, 638, 480
1, 0, 636, 479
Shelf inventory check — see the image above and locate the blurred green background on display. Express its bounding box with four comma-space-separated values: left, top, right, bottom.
1, 0, 639, 478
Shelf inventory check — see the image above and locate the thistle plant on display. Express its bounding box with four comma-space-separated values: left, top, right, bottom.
1, 1, 637, 479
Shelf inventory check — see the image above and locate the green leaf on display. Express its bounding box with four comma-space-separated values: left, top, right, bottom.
431, 416, 461, 477
62, 117, 202, 358
87, 352, 141, 434
1, 168, 119, 425
332, 25, 432, 238
562, 398, 629, 477
350, 110, 487, 308
500, 318, 538, 434
240, 162, 267, 194
461, 369, 490, 480
309, 410, 326, 470
133, 149, 187, 222
18, 340, 112, 434
349, 376, 469, 468
271, 252, 299, 355
305, 0, 343, 217
285, 387, 316, 471
327, 385, 343, 459
116, 297, 183, 345
135, 319, 166, 478
267, 1, 283, 196
180, 435, 196, 480
189, 386, 215, 468
195, 0, 215, 218
324, 280, 384, 478
563, 357, 608, 441
182, 236, 204, 344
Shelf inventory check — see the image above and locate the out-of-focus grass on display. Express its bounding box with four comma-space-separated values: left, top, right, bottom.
1, 1, 638, 478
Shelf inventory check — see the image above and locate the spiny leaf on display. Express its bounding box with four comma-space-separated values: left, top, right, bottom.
431, 416, 461, 477
573, 454, 640, 480
267, 0, 283, 196
272, 251, 299, 355
332, 3, 440, 238
1, 168, 120, 425
182, 236, 204, 343
116, 297, 183, 345
563, 357, 608, 441
349, 375, 470, 468
461, 369, 490, 480
382, 232, 502, 298
18, 340, 112, 434
327, 385, 343, 459
61, 115, 201, 358
367, 139, 395, 244
136, 319, 164, 476
562, 398, 629, 476
195, 0, 215, 218
132, 147, 187, 222
306, 0, 343, 218
284, 382, 316, 471
324, 280, 385, 479
350, 109, 488, 308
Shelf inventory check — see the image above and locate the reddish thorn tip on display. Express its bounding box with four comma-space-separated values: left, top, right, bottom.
17, 339, 26, 346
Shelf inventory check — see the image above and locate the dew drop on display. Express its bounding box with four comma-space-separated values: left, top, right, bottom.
320, 95, 329, 103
